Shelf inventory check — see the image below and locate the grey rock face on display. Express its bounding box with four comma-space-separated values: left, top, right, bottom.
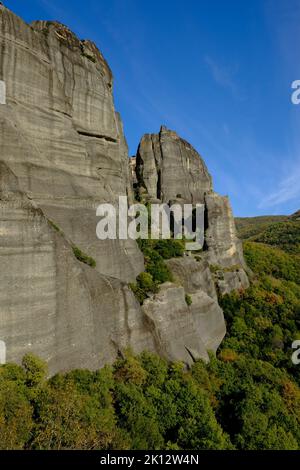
0, 6, 150, 372
129, 157, 137, 186
166, 257, 218, 301
0, 5, 246, 373
0, 6, 143, 283
216, 269, 250, 296
204, 192, 246, 269
135, 127, 249, 294
0, 157, 224, 372
136, 126, 212, 203
0, 161, 154, 374
142, 283, 224, 364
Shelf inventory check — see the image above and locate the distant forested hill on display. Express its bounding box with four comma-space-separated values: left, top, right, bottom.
236, 212, 300, 255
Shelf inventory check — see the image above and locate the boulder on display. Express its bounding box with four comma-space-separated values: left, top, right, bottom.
142, 283, 225, 365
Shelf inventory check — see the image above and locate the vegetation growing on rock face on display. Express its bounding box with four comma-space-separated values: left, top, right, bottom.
129, 239, 179, 304
150, 239, 185, 259
47, 219, 62, 233
72, 246, 96, 268
210, 264, 241, 274
129, 272, 158, 305
185, 294, 192, 306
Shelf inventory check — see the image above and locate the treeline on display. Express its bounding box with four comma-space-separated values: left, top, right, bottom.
1, 344, 300, 450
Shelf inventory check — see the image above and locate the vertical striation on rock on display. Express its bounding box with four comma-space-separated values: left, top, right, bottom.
134, 126, 249, 294
136, 126, 213, 203
0, 5, 248, 373
0, 5, 143, 282
0, 5, 148, 372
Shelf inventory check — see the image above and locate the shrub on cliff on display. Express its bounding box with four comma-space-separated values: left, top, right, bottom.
129, 272, 158, 305
137, 240, 173, 282
72, 246, 96, 268
152, 239, 185, 259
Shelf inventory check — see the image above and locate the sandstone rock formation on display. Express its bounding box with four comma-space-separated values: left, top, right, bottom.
136, 126, 212, 204
166, 257, 218, 301
0, 161, 154, 372
142, 283, 224, 365
134, 126, 249, 293
0, 5, 248, 373
1, 6, 143, 283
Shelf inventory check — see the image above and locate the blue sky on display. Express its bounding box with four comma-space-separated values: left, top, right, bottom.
5, 0, 300, 216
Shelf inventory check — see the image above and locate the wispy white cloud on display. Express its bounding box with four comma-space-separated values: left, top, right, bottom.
205, 55, 245, 100
259, 160, 300, 208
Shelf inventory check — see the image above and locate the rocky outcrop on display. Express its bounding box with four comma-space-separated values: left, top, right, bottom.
142, 283, 224, 364
166, 257, 218, 301
0, 161, 155, 374
0, 5, 233, 373
0, 6, 143, 282
0, 156, 224, 372
136, 126, 212, 204
216, 269, 250, 296
135, 127, 249, 293
204, 192, 247, 268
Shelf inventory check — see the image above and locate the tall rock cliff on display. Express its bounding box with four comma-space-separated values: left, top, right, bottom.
135, 126, 212, 204
135, 126, 249, 294
0, 5, 247, 373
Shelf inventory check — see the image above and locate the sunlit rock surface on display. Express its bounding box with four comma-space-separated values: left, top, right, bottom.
135, 127, 249, 294
0, 5, 249, 373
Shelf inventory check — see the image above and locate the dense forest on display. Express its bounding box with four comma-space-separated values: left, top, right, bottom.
0, 214, 300, 450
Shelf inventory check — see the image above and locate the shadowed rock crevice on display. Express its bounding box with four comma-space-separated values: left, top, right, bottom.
76, 130, 118, 143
